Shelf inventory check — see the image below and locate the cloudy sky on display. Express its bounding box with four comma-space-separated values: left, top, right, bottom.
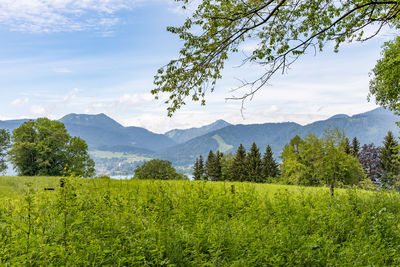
0, 0, 394, 133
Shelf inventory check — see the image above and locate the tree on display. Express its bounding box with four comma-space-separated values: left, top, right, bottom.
342, 137, 352, 155
230, 144, 247, 181
133, 159, 187, 180
193, 155, 205, 180
351, 137, 360, 158
280, 130, 365, 189
380, 131, 400, 187
369, 36, 400, 115
153, 1, 400, 115
261, 145, 279, 180
245, 142, 262, 182
205, 150, 222, 181
0, 129, 10, 174
358, 143, 382, 182
9, 118, 95, 177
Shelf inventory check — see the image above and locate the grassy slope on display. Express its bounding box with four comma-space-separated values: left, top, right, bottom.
1, 176, 399, 266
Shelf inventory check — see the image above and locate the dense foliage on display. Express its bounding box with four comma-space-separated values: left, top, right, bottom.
8, 118, 94, 177
2, 177, 400, 265
0, 129, 10, 174
133, 159, 187, 180
370, 36, 400, 114
280, 130, 365, 189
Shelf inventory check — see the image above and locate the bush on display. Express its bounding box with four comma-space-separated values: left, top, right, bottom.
133, 159, 187, 180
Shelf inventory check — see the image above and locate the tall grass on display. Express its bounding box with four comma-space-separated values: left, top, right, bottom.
1, 177, 400, 265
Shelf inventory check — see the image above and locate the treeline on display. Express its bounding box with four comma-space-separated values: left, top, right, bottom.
193, 128, 400, 189
193, 143, 279, 182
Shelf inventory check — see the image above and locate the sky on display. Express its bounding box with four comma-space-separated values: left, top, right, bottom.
0, 0, 395, 133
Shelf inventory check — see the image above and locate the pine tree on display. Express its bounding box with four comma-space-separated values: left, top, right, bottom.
351, 137, 360, 158
214, 151, 223, 181
198, 155, 205, 180
262, 145, 279, 181
205, 150, 222, 181
381, 131, 399, 187
245, 142, 262, 182
193, 157, 202, 180
342, 137, 352, 155
230, 144, 247, 181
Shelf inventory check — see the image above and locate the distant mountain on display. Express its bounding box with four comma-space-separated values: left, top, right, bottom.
0, 114, 176, 153
0, 119, 29, 132
1, 108, 398, 174
162, 108, 399, 165
59, 113, 176, 152
165, 119, 231, 143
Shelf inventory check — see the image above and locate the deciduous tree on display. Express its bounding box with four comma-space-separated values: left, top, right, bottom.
0, 129, 10, 174
358, 143, 382, 182
134, 159, 186, 180
153, 0, 400, 115
9, 118, 95, 177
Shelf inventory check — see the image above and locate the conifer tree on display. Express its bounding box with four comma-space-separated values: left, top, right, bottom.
205, 150, 222, 181
245, 142, 262, 182
198, 155, 205, 180
230, 144, 247, 181
262, 145, 279, 181
381, 131, 399, 187
342, 137, 352, 155
193, 157, 202, 180
351, 137, 360, 158
204, 150, 215, 181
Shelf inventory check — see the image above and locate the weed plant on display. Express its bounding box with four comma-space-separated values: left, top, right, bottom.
1, 177, 400, 265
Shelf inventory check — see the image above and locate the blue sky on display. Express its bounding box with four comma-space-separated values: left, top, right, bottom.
0, 0, 394, 133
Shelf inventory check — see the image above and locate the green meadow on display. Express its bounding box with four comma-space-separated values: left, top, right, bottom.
1, 176, 400, 266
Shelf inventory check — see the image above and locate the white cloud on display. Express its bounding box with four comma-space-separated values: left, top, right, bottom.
11, 97, 29, 106
85, 93, 155, 113
63, 88, 79, 103
30, 105, 47, 116
0, 0, 144, 33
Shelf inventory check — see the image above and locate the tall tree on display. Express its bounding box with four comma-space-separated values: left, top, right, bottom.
198, 155, 205, 180
261, 145, 279, 180
245, 142, 262, 182
193, 157, 201, 180
0, 129, 10, 174
205, 150, 222, 181
9, 118, 95, 177
380, 131, 400, 187
342, 137, 352, 155
358, 143, 382, 182
351, 137, 360, 158
230, 144, 247, 181
153, 0, 400, 115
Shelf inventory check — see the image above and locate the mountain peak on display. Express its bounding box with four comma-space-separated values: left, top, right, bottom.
59, 113, 123, 128
329, 114, 350, 120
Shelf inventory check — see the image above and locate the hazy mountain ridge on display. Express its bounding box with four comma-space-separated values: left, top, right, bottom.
0, 107, 398, 174
165, 119, 231, 143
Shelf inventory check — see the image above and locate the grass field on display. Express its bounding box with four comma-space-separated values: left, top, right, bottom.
1, 176, 400, 265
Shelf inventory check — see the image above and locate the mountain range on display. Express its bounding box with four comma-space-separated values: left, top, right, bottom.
0, 107, 398, 175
